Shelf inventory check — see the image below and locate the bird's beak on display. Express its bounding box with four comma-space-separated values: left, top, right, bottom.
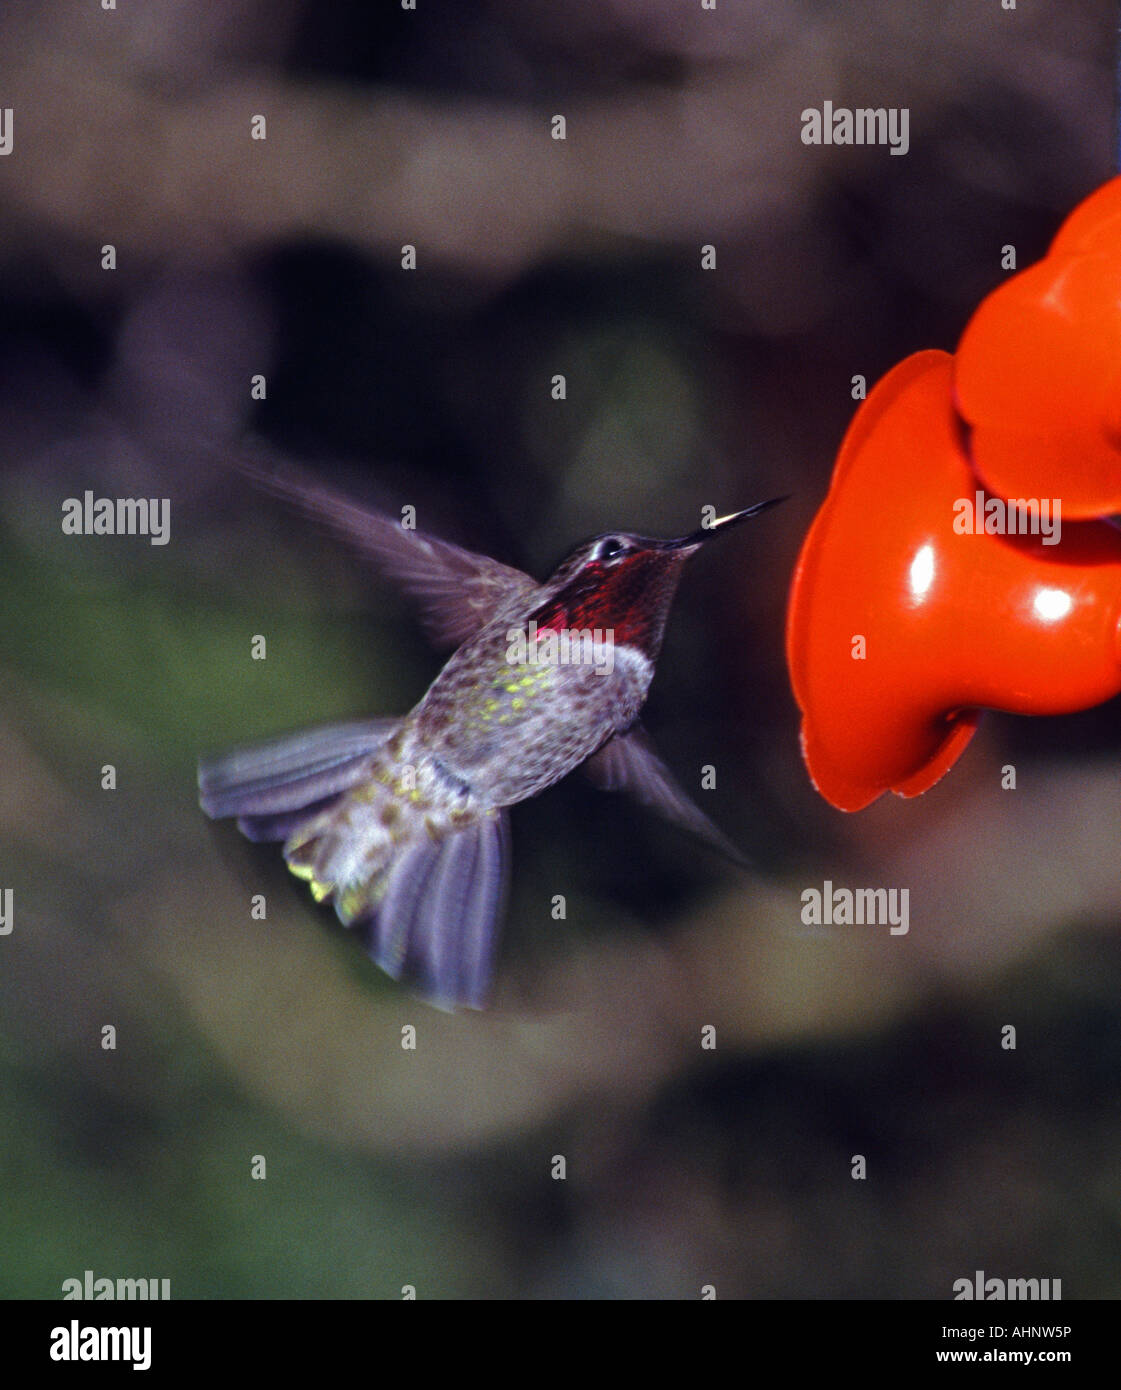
669, 496, 789, 552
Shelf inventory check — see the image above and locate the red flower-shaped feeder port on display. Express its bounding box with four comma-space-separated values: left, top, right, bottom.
954, 175, 1121, 519
787, 350, 1121, 811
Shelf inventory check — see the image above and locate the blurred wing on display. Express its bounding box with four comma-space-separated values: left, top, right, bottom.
236, 453, 537, 649
198, 717, 398, 827
585, 725, 749, 867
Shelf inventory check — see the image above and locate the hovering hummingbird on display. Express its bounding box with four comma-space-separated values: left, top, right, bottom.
198, 461, 784, 1010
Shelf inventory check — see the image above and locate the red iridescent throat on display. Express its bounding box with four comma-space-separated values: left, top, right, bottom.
527, 552, 684, 657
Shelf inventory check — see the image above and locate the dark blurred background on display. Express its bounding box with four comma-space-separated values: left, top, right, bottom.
1, 0, 1120, 1298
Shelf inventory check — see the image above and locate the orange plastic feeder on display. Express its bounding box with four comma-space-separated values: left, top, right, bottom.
787, 350, 1121, 811
954, 175, 1121, 520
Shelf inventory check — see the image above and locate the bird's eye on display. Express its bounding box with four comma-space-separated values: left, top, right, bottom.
597, 536, 627, 563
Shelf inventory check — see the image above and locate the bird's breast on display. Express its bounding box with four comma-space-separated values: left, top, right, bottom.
411, 637, 654, 806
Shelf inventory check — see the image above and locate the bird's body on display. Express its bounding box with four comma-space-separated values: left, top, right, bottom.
404, 586, 653, 807
199, 461, 781, 1008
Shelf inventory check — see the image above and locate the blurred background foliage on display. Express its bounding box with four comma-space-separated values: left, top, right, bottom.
1, 0, 1120, 1298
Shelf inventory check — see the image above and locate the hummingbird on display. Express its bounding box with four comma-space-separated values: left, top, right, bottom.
198, 460, 784, 1010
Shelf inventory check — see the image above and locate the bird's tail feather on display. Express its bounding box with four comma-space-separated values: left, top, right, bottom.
199, 722, 509, 1009
285, 791, 510, 1011
364, 812, 509, 1009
